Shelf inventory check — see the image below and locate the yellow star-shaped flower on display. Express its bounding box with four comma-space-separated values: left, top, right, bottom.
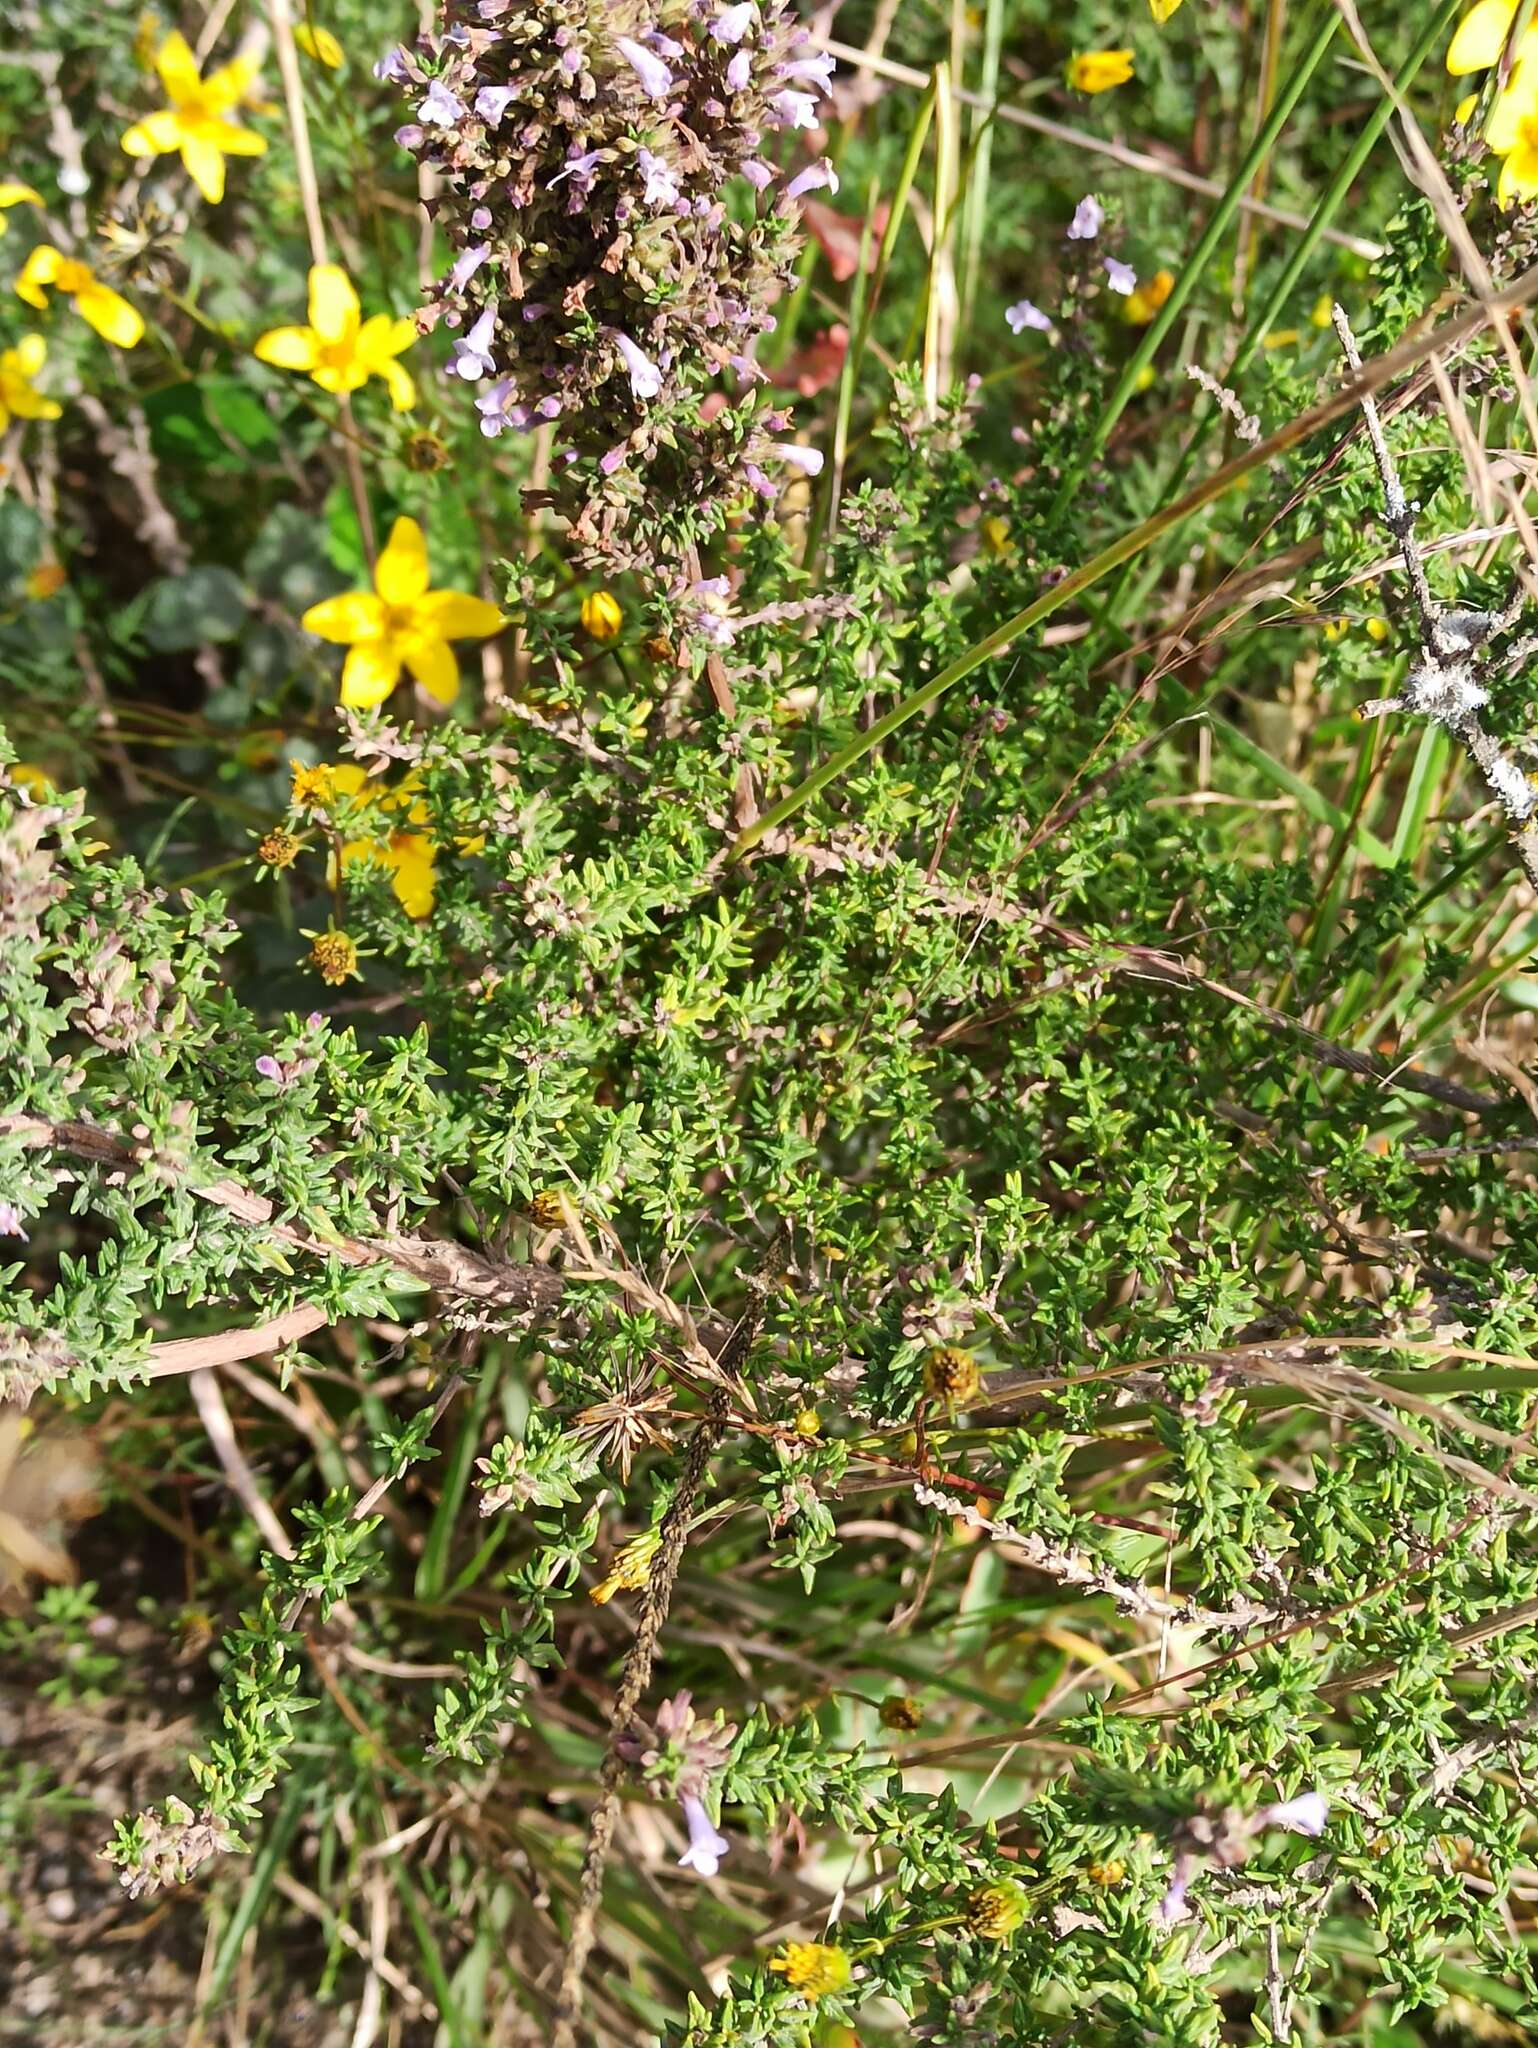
301, 517, 505, 709
121, 32, 267, 206
1487, 59, 1538, 203
0, 335, 62, 433
14, 246, 144, 348
254, 264, 418, 411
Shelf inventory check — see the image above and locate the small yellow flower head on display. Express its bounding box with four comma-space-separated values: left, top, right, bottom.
923, 1345, 981, 1408
289, 760, 336, 810
581, 589, 623, 641
529, 1188, 571, 1230
791, 1406, 822, 1438
24, 561, 66, 602
300, 515, 504, 710
255, 264, 418, 411
257, 827, 303, 870
1310, 293, 1334, 329
294, 21, 344, 68
590, 1528, 661, 1605
981, 515, 1013, 558
1149, 0, 1185, 17
963, 1879, 1029, 1941
1087, 1857, 1127, 1887
769, 1942, 853, 2001
1067, 48, 1135, 93
305, 926, 360, 985
1365, 617, 1390, 643
878, 1694, 923, 1733
8, 763, 55, 800
1322, 617, 1347, 643
121, 32, 266, 206
1124, 268, 1175, 326
14, 248, 144, 348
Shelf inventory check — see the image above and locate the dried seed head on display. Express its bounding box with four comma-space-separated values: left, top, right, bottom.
923, 1345, 981, 1408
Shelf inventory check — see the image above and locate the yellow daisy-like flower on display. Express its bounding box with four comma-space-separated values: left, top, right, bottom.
1487, 60, 1538, 202
295, 21, 344, 67
254, 263, 417, 411
0, 335, 61, 433
581, 589, 623, 640
289, 759, 337, 810
300, 516, 504, 709
331, 764, 440, 919
303, 925, 361, 985
1124, 268, 1175, 325
1067, 49, 1135, 93
769, 1942, 853, 2001
14, 247, 144, 348
120, 32, 266, 206
1447, 0, 1538, 75
0, 182, 43, 225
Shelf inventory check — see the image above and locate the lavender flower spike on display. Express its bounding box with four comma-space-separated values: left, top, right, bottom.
452, 304, 499, 381
677, 1794, 730, 1877
613, 331, 663, 401
784, 158, 839, 201
1005, 299, 1050, 334
1257, 1791, 1328, 1837
1067, 194, 1104, 240
713, 3, 756, 41
616, 35, 674, 98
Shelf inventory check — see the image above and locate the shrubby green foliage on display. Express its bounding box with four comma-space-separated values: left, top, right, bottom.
6, 1, 1538, 2043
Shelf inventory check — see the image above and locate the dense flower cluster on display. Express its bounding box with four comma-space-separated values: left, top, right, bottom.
385, 1, 834, 568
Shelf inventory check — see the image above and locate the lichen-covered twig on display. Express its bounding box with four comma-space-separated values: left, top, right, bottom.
549, 1229, 790, 2048
1332, 304, 1538, 890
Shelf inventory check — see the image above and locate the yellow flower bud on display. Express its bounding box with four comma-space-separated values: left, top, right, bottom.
581, 589, 623, 641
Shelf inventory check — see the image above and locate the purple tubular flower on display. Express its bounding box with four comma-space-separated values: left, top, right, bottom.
0, 1201, 29, 1240
373, 47, 410, 82
771, 440, 823, 476
743, 462, 775, 498
1257, 1792, 1328, 1837
613, 330, 663, 400
1067, 194, 1104, 240
475, 84, 520, 124
1103, 258, 1136, 295
713, 3, 755, 41
600, 443, 628, 474
448, 244, 489, 291
254, 1055, 283, 1083
551, 148, 603, 193
451, 303, 498, 381
476, 378, 531, 437
741, 157, 774, 190
778, 52, 835, 90
691, 575, 731, 597
616, 35, 674, 98
1005, 298, 1050, 334
677, 1794, 730, 1878
768, 89, 818, 129
418, 79, 466, 127
783, 157, 838, 201
725, 50, 751, 92
394, 124, 424, 150
637, 147, 681, 209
